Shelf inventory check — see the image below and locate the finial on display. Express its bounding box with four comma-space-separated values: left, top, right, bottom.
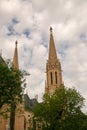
15, 40, 18, 47
50, 26, 53, 33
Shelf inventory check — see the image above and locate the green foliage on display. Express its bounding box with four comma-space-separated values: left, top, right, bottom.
33, 86, 86, 130
0, 60, 27, 130
0, 62, 25, 109
80, 115, 87, 130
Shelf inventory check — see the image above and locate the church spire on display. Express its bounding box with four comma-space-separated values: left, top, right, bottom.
49, 27, 57, 60
13, 40, 19, 69
45, 27, 63, 94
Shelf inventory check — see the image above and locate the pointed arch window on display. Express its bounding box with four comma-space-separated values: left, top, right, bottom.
55, 72, 58, 84
50, 72, 53, 85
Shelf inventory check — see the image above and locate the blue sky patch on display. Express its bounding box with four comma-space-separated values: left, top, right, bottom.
12, 18, 19, 24
23, 29, 30, 37
80, 33, 87, 42
7, 18, 19, 36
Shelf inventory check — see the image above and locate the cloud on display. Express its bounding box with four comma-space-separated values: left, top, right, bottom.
0, 0, 87, 110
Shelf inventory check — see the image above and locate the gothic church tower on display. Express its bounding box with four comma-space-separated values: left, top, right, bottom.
12, 41, 25, 130
45, 27, 62, 94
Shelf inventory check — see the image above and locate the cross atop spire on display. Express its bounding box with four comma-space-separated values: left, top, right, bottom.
15, 40, 18, 46
13, 40, 19, 69
49, 27, 57, 60
50, 26, 52, 33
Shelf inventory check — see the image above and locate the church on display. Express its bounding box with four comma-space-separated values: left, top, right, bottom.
0, 27, 63, 130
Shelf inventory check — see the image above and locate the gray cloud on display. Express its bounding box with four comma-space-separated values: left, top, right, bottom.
0, 0, 87, 110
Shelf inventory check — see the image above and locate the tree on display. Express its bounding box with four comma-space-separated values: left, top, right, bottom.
80, 115, 87, 130
0, 63, 24, 109
0, 61, 26, 130
33, 86, 86, 130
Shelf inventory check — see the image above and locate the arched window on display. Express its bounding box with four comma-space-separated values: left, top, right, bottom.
55, 72, 57, 84
50, 72, 53, 84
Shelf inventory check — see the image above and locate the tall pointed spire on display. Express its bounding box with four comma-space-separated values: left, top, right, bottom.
45, 27, 63, 94
13, 40, 19, 69
49, 27, 57, 60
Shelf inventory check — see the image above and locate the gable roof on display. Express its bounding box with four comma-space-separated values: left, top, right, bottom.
24, 94, 38, 111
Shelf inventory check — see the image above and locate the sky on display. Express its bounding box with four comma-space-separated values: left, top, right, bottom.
0, 0, 87, 111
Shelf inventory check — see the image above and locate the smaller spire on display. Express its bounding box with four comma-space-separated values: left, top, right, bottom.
13, 40, 19, 69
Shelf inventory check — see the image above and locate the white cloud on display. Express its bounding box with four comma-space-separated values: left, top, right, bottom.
0, 0, 87, 111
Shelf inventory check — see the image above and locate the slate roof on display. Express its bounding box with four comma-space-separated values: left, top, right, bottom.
24, 94, 38, 111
